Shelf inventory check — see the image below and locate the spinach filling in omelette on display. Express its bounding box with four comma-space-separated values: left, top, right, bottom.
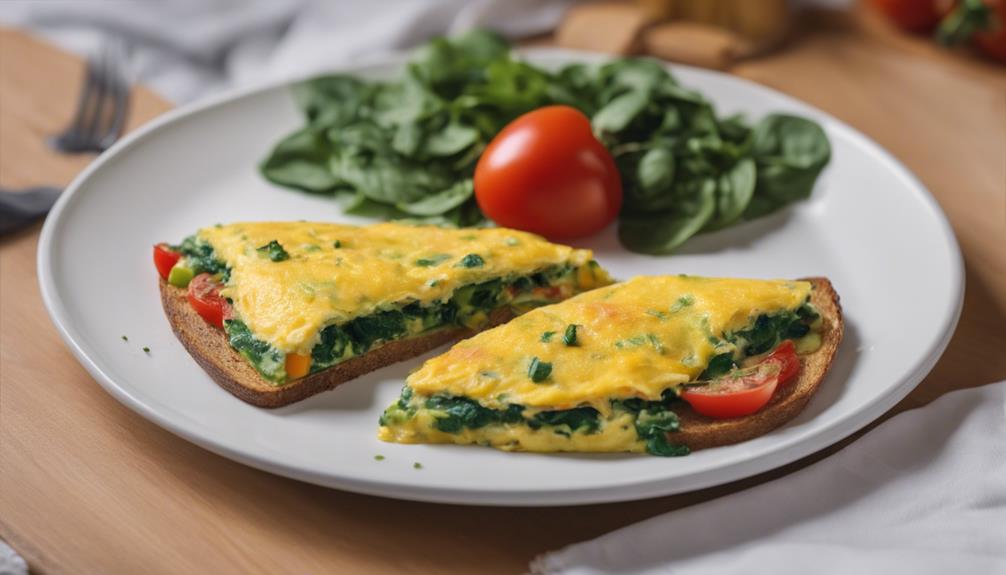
379, 276, 842, 456
155, 222, 610, 386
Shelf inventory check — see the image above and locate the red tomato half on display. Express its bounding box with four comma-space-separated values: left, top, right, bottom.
681, 342, 801, 419
762, 340, 800, 384
474, 105, 622, 240
153, 243, 181, 280
187, 273, 229, 329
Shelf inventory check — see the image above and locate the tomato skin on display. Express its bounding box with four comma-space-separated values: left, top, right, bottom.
187, 273, 229, 329
153, 244, 181, 280
976, 1, 1006, 62
474, 105, 622, 240
763, 340, 800, 384
681, 373, 779, 419
870, 0, 946, 32
680, 341, 801, 419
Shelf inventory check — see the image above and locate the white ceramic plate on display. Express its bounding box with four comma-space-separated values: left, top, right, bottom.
38, 49, 963, 506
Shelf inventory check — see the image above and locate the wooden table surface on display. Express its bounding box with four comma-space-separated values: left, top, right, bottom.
1, 8, 1004, 574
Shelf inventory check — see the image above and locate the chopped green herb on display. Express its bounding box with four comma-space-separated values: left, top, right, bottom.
333, 240, 342, 248
669, 294, 695, 313
415, 254, 451, 267
121, 335, 128, 342
455, 253, 485, 268
645, 309, 669, 320
374, 455, 385, 461
528, 357, 552, 383
646, 333, 664, 353
142, 347, 150, 353
615, 335, 647, 349
540, 331, 556, 343
563, 324, 579, 346
413, 462, 423, 469
256, 240, 290, 262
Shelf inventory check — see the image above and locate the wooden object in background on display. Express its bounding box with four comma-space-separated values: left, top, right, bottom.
560, 0, 793, 66
1, 6, 1005, 573
643, 22, 738, 69
555, 1, 648, 54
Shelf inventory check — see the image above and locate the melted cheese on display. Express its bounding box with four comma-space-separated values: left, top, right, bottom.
406, 276, 812, 414
378, 409, 644, 453
197, 222, 599, 354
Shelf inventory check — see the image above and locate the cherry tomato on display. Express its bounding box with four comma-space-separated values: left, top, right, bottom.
153, 244, 181, 280
870, 0, 948, 32
187, 273, 229, 329
762, 340, 800, 384
681, 342, 801, 419
938, 0, 1006, 62
474, 105, 622, 240
974, 1, 1006, 62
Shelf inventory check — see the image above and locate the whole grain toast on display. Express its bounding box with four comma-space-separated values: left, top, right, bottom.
673, 277, 843, 450
160, 280, 515, 408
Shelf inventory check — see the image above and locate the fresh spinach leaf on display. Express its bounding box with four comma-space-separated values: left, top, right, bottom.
707, 157, 756, 230
259, 127, 339, 193
618, 177, 716, 254
397, 180, 474, 216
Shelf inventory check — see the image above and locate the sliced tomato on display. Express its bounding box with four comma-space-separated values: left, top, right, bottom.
153, 243, 181, 280
187, 273, 229, 329
762, 340, 800, 384
681, 342, 801, 419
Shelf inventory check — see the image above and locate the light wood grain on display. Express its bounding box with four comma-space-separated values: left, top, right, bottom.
1, 6, 1005, 573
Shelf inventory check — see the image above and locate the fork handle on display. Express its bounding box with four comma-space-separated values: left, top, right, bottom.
0, 186, 61, 234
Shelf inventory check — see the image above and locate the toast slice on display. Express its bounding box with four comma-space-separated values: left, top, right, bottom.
673, 277, 842, 450
378, 276, 843, 455
157, 222, 610, 408
161, 279, 515, 407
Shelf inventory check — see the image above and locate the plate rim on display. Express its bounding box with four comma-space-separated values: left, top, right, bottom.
37, 48, 965, 506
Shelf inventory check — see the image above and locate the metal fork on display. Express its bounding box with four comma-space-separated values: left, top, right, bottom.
50, 38, 130, 154
2, 40, 131, 234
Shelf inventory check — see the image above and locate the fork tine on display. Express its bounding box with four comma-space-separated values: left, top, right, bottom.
52, 46, 100, 151
51, 39, 132, 154
79, 41, 112, 150
99, 40, 130, 151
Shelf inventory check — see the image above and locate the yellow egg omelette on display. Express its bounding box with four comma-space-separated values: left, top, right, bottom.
378, 275, 825, 456
166, 222, 611, 384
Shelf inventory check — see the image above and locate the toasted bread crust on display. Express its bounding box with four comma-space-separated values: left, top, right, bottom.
672, 277, 843, 450
160, 280, 514, 408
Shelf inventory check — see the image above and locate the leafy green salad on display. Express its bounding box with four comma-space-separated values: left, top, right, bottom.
261, 30, 831, 254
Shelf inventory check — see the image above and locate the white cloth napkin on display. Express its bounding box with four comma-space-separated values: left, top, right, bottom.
0, 0, 574, 103
532, 381, 1006, 575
